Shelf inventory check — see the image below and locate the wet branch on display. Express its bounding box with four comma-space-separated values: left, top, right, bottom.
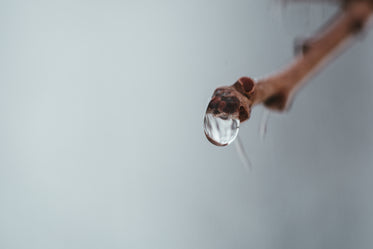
206, 0, 373, 124
204, 0, 373, 146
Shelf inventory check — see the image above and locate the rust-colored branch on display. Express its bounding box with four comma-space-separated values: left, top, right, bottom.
254, 0, 373, 111
205, 0, 373, 128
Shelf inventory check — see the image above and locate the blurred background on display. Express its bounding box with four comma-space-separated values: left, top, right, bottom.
0, 0, 372, 248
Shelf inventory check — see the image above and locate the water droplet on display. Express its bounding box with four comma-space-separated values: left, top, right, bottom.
203, 113, 240, 146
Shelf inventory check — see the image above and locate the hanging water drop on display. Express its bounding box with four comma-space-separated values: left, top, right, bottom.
203, 113, 240, 146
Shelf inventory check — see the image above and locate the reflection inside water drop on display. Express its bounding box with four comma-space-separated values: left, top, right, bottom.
203, 113, 240, 146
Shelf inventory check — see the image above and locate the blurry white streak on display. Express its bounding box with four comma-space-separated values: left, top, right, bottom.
234, 135, 252, 172
270, 0, 338, 37
278, 0, 342, 4
259, 108, 270, 141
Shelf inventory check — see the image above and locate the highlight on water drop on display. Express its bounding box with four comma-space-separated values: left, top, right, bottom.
203, 113, 240, 146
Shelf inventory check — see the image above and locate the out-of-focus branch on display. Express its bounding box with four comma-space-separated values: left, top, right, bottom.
254, 0, 373, 111
206, 0, 373, 126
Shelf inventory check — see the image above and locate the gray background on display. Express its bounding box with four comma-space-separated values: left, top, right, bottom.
1, 0, 372, 248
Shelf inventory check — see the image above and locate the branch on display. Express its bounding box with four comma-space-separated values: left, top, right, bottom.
204, 0, 373, 146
